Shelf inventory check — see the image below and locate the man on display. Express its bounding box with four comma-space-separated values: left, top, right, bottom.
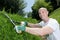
15, 7, 60, 40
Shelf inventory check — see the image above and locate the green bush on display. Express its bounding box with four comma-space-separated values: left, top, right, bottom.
0, 11, 42, 40
49, 7, 60, 23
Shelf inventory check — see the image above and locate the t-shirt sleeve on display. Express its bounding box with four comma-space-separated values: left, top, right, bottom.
38, 21, 43, 27
46, 20, 58, 31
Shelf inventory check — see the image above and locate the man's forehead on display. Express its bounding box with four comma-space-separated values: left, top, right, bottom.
39, 7, 47, 11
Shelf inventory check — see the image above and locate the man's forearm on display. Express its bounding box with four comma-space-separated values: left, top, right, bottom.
28, 23, 41, 28
25, 27, 43, 36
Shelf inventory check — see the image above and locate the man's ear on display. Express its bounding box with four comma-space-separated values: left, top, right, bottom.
47, 11, 49, 15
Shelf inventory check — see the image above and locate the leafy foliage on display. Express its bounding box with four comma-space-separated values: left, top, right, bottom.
45, 0, 60, 10
0, 10, 43, 40
0, 0, 26, 13
49, 7, 60, 23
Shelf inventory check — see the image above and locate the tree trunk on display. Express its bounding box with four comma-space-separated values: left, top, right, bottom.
56, 0, 60, 6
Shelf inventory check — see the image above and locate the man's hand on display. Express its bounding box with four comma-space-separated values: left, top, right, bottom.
20, 21, 28, 26
15, 25, 26, 33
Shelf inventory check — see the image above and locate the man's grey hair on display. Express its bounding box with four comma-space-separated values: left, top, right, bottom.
39, 7, 48, 11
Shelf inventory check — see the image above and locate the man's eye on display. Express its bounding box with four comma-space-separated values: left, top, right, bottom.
42, 11, 44, 13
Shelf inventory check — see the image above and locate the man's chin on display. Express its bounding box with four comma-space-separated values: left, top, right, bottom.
41, 18, 43, 20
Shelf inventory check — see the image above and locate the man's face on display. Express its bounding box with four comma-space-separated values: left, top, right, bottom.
38, 8, 48, 20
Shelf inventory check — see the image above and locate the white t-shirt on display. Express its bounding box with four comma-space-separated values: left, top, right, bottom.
39, 18, 60, 40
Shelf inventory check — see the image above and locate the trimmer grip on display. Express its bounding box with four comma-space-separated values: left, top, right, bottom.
15, 26, 22, 33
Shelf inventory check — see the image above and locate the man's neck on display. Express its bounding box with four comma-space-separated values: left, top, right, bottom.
44, 17, 49, 23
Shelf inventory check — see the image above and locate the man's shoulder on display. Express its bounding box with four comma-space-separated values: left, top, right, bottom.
49, 18, 58, 22
40, 21, 44, 24
49, 18, 59, 28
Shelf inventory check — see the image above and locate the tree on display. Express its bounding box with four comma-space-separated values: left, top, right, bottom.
0, 0, 26, 13
28, 12, 32, 17
56, 0, 60, 6
45, 0, 60, 10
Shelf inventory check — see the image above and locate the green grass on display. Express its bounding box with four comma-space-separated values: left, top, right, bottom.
0, 10, 42, 40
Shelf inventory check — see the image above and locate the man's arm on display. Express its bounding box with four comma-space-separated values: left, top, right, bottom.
28, 23, 42, 28
25, 26, 53, 36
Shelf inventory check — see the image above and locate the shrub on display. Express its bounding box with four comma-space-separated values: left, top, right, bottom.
0, 10, 42, 40
49, 7, 60, 23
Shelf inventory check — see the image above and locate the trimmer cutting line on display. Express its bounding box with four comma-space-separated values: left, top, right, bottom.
4, 13, 15, 26
3, 13, 20, 26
